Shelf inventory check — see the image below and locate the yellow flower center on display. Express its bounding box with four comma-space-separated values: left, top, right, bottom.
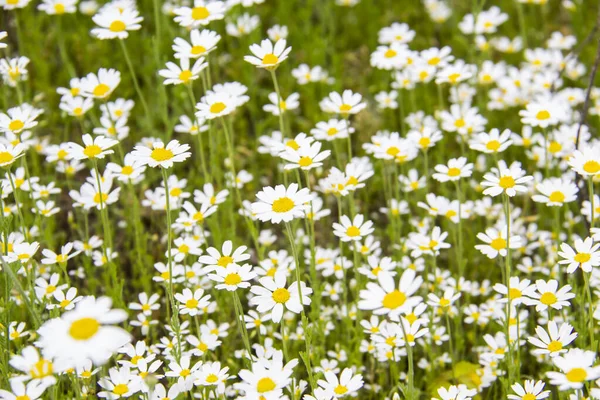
286, 140, 299, 150
262, 53, 279, 65
191, 6, 210, 20
54, 3, 65, 13
382, 290, 406, 309
574, 253, 591, 263
83, 144, 102, 158
547, 340, 563, 352
384, 49, 397, 58
334, 385, 348, 395
439, 298, 450, 307
271, 197, 295, 213
583, 161, 600, 174
224, 273, 242, 286
548, 191, 565, 203
179, 70, 192, 82
535, 110, 550, 120
113, 384, 129, 395
210, 102, 226, 114
448, 73, 461, 83
0, 152, 14, 164
486, 140, 501, 151
109, 20, 126, 32
566, 368, 587, 383
298, 156, 313, 167
217, 255, 233, 267
447, 167, 461, 177
186, 299, 199, 309
454, 118, 465, 128
549, 141, 562, 154
122, 166, 134, 175
428, 57, 441, 66
346, 226, 361, 237
327, 127, 338, 136
9, 120, 24, 131
540, 292, 557, 305
418, 137, 431, 148
272, 288, 290, 303
498, 176, 515, 189
150, 148, 174, 162
191, 45, 207, 55
386, 146, 400, 156
93, 193, 109, 204
180, 369, 191, 377
339, 104, 352, 112
93, 83, 110, 97
490, 238, 507, 251
206, 373, 219, 383
508, 288, 522, 300
69, 318, 100, 340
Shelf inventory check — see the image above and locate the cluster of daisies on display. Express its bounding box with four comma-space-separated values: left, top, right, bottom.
1, 0, 600, 400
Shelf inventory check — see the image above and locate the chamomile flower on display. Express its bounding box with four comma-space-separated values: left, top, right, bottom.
432, 157, 473, 182
175, 288, 211, 316
475, 226, 522, 259
333, 214, 375, 242
0, 143, 25, 167
208, 263, 256, 291
320, 90, 367, 115
546, 349, 600, 389
528, 321, 577, 357
568, 144, 600, 177
68, 134, 118, 160
250, 271, 312, 323
36, 296, 131, 367
131, 140, 191, 169
173, 29, 221, 59
280, 140, 330, 171
252, 183, 313, 224
173, 0, 226, 28
481, 161, 533, 197
245, 39, 292, 70
558, 237, 600, 273
159, 57, 207, 85
317, 368, 363, 398
530, 280, 575, 312
80, 68, 121, 99
38, 0, 77, 14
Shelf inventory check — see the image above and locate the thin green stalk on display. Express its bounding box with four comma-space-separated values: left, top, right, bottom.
118, 39, 151, 118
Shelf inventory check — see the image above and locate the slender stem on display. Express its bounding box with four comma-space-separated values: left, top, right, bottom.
270, 70, 286, 136
118, 39, 151, 118
161, 167, 182, 361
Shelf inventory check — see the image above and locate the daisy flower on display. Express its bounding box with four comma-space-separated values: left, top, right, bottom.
175, 288, 211, 316
208, 263, 256, 291
528, 321, 577, 358
252, 183, 313, 224
432, 157, 473, 182
469, 128, 513, 154
80, 68, 121, 99
280, 140, 331, 171
508, 380, 550, 400
131, 140, 191, 169
173, 29, 221, 59
519, 100, 565, 128
195, 91, 237, 120
317, 368, 363, 398
198, 240, 250, 272
173, 0, 226, 28
0, 143, 25, 167
481, 160, 533, 197
159, 57, 207, 85
0, 381, 46, 400
531, 177, 578, 207
558, 237, 600, 273
91, 6, 143, 40
244, 38, 292, 70
68, 134, 118, 160
358, 269, 423, 316
319, 90, 367, 115
263, 92, 300, 116
530, 280, 575, 312
475, 226, 522, 259
568, 144, 600, 177
332, 214, 375, 242
36, 296, 130, 367
546, 349, 600, 390
250, 271, 312, 323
